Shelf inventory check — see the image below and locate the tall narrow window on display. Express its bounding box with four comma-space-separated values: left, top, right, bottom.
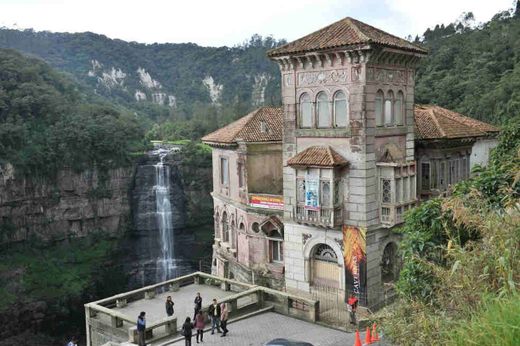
297, 178, 306, 203
320, 181, 331, 207
396, 179, 401, 203
375, 90, 384, 126
220, 157, 229, 185
316, 92, 331, 128
333, 91, 348, 127
403, 177, 409, 201
382, 179, 391, 203
385, 91, 394, 125
431, 161, 438, 189
300, 93, 312, 128
222, 212, 229, 243
270, 240, 283, 262
395, 91, 404, 125
421, 162, 430, 191
410, 176, 416, 200
440, 161, 446, 188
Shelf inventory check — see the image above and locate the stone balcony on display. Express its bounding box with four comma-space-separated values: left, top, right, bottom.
294, 204, 343, 228
380, 200, 417, 227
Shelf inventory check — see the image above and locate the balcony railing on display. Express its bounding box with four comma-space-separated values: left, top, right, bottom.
294, 204, 342, 228
380, 201, 417, 226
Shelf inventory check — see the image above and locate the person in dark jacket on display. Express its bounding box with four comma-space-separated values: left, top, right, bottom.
166, 296, 175, 316
182, 317, 194, 346
207, 298, 221, 334
193, 292, 202, 320
137, 311, 146, 346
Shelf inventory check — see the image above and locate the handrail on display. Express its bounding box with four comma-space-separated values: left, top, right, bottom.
86, 303, 135, 324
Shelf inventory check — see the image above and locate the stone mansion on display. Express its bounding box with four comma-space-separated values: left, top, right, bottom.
202, 17, 498, 309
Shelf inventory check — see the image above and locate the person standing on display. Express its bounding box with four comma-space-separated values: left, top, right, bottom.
166, 296, 175, 317
137, 311, 147, 346
193, 292, 202, 320
66, 336, 78, 346
207, 298, 221, 334
220, 303, 229, 337
347, 293, 358, 325
182, 317, 194, 346
194, 310, 205, 343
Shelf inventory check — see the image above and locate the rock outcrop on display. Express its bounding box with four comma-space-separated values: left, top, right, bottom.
0, 164, 134, 244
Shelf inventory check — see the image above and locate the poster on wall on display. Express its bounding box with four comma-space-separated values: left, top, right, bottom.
343, 225, 367, 304
305, 174, 320, 210
249, 194, 284, 210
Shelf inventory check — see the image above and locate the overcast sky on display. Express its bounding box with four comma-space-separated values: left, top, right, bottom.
0, 0, 515, 46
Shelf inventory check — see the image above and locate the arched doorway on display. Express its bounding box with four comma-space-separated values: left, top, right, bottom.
311, 244, 340, 289
382, 242, 399, 283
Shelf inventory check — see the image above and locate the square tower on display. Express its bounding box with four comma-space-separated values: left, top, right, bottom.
268, 17, 426, 308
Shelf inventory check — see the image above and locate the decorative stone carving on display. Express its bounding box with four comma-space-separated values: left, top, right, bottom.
375, 68, 385, 82
297, 69, 348, 86
351, 66, 361, 82
334, 238, 344, 252
366, 67, 374, 81
284, 73, 294, 87
407, 69, 415, 85
302, 233, 312, 244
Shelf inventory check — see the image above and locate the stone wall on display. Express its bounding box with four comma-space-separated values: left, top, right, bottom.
0, 163, 134, 244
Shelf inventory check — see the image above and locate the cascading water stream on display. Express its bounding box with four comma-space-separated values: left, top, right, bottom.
153, 148, 176, 282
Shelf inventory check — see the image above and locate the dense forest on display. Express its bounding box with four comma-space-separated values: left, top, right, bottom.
0, 48, 147, 177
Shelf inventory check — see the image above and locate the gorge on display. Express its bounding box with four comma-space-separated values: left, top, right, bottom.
0, 145, 213, 344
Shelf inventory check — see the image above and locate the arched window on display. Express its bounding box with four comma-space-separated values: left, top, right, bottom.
222, 212, 229, 243
316, 92, 331, 128
395, 91, 404, 125
375, 90, 384, 126
299, 93, 312, 128
313, 244, 338, 262
384, 91, 394, 125
333, 91, 348, 128
321, 181, 331, 207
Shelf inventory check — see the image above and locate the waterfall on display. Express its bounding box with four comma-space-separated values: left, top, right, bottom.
153, 148, 176, 282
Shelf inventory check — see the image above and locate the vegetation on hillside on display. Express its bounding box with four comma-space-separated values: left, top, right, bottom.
379, 116, 520, 345
0, 48, 148, 177
415, 7, 520, 124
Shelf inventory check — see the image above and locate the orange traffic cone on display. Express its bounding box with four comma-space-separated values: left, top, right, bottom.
364, 326, 371, 345
354, 329, 362, 346
370, 323, 380, 343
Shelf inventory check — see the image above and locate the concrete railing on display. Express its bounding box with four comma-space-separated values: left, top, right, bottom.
85, 272, 319, 346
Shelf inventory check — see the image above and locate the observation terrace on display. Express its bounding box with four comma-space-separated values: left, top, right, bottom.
85, 272, 355, 346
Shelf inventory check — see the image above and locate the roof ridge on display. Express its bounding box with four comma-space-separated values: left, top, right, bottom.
345, 17, 370, 42
433, 106, 487, 136
326, 146, 335, 164
429, 107, 446, 138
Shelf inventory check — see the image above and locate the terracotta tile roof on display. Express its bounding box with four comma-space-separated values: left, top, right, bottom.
268, 17, 427, 57
287, 146, 348, 167
414, 105, 499, 140
202, 107, 283, 145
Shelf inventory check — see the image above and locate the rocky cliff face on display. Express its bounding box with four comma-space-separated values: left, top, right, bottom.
0, 164, 134, 244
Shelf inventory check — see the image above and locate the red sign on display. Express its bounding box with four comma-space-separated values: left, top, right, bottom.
249, 195, 284, 210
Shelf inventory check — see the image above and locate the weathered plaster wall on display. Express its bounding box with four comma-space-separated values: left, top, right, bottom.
471, 137, 498, 168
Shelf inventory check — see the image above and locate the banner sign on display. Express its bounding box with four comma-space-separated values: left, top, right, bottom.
305, 174, 320, 210
343, 225, 367, 303
249, 194, 284, 210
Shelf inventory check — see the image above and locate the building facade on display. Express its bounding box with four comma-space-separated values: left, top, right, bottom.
203, 17, 498, 309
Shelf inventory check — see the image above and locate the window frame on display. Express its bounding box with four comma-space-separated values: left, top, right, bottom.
395, 91, 405, 126
220, 157, 229, 186
384, 90, 394, 126
299, 93, 313, 128
375, 90, 384, 127
333, 90, 348, 128
316, 91, 331, 128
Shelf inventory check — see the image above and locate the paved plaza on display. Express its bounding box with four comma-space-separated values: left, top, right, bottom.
114, 284, 235, 323
166, 312, 355, 346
